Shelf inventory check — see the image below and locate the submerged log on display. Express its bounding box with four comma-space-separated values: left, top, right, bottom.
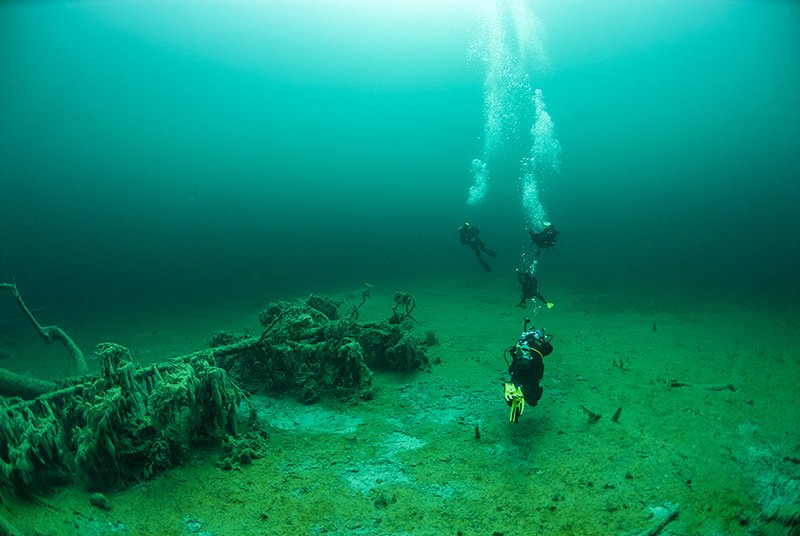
0, 343, 242, 495
0, 287, 431, 496
0, 369, 56, 399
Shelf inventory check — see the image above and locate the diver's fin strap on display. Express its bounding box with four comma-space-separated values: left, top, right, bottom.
510, 397, 525, 422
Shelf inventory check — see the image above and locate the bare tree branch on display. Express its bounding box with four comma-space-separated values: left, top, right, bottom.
1, 280, 88, 378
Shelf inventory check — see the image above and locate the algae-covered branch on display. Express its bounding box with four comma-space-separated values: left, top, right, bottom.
211, 291, 435, 404
0, 289, 434, 496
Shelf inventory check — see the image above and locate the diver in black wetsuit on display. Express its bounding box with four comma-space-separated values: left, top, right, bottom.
516, 270, 554, 309
504, 318, 554, 422
529, 222, 560, 256
458, 223, 497, 272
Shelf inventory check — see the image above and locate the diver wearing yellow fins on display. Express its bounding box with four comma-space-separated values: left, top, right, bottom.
504, 317, 553, 423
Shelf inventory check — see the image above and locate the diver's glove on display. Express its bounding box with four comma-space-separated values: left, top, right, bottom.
546, 302, 554, 309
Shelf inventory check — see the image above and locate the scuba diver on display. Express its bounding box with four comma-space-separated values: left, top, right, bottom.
504, 317, 554, 423
458, 223, 497, 272
529, 222, 560, 256
516, 269, 554, 309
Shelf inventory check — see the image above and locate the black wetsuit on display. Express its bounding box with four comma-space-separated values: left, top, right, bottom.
459, 225, 497, 272
529, 225, 559, 255
509, 338, 552, 406
518, 271, 548, 307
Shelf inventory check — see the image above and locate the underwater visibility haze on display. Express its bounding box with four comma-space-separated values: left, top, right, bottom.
1, 0, 797, 308
2, 1, 800, 535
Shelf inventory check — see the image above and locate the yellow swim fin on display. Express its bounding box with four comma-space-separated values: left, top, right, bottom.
504, 383, 525, 422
